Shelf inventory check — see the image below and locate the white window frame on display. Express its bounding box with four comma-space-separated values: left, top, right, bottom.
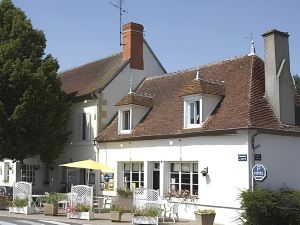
184, 95, 203, 128
169, 162, 199, 196
118, 107, 132, 134
123, 162, 144, 189
21, 164, 36, 186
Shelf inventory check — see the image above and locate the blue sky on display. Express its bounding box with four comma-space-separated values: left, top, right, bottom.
12, 0, 300, 75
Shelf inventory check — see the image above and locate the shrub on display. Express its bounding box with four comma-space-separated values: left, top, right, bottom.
132, 206, 160, 217
39, 193, 66, 206
116, 187, 133, 198
11, 197, 28, 208
110, 204, 124, 214
239, 188, 300, 225
194, 209, 215, 215
75, 203, 90, 212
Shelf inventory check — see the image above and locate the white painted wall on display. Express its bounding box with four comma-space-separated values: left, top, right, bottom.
102, 43, 165, 126
202, 94, 222, 122
255, 133, 300, 190
98, 134, 249, 225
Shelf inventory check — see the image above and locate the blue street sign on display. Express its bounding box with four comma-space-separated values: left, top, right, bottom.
252, 164, 267, 181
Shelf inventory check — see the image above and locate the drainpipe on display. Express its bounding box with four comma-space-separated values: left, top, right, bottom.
248, 129, 260, 190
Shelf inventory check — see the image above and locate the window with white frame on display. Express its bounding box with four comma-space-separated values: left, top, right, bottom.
184, 96, 203, 128
21, 164, 36, 186
78, 113, 91, 141
123, 162, 144, 189
118, 108, 132, 133
170, 162, 198, 195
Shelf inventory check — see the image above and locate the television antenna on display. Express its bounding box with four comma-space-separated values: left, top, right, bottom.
109, 0, 128, 46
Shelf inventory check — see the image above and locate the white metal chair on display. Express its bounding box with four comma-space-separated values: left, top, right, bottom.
163, 202, 179, 223
100, 196, 112, 212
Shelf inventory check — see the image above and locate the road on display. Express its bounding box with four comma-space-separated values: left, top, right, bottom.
0, 217, 80, 225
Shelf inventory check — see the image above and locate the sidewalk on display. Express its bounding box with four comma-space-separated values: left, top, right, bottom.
0, 209, 199, 225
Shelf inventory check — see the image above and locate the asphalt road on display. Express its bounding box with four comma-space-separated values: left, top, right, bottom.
0, 217, 80, 225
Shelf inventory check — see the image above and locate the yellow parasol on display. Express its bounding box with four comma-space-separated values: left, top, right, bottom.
60, 159, 114, 172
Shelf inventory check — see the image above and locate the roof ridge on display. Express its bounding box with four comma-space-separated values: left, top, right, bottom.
59, 52, 122, 75
145, 54, 250, 82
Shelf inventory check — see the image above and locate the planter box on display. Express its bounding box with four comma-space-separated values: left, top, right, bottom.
9, 206, 34, 215
0, 200, 7, 210
195, 213, 215, 225
112, 196, 133, 211
44, 203, 58, 216
110, 211, 121, 222
67, 211, 94, 221
132, 216, 158, 225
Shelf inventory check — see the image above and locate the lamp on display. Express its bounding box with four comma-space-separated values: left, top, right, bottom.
201, 167, 208, 176
169, 139, 173, 146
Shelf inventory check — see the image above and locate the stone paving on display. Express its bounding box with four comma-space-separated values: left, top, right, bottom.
0, 209, 202, 225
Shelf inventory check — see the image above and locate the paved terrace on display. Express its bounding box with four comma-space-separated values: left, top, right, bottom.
0, 210, 224, 225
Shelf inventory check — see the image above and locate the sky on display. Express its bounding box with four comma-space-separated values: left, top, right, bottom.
12, 0, 300, 75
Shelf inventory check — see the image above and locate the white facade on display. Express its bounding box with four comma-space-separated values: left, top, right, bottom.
0, 42, 165, 193
98, 134, 250, 225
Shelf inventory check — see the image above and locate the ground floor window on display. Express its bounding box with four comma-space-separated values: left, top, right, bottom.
170, 162, 198, 195
123, 162, 144, 189
21, 164, 36, 186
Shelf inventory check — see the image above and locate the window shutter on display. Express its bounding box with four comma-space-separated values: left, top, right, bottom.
77, 114, 82, 141
86, 113, 91, 141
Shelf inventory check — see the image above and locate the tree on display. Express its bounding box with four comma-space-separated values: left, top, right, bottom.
294, 74, 300, 95
0, 0, 71, 164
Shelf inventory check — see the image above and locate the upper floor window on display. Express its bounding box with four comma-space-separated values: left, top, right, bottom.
184, 96, 203, 128
118, 108, 132, 134
78, 112, 91, 142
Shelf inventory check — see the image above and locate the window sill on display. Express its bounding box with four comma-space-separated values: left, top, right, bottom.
119, 130, 132, 134
184, 124, 202, 129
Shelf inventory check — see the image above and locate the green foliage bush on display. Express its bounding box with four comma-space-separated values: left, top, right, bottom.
116, 187, 133, 198
132, 206, 160, 217
11, 197, 28, 208
39, 193, 66, 206
239, 188, 300, 225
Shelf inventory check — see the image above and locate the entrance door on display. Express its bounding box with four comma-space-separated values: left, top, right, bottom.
153, 171, 160, 190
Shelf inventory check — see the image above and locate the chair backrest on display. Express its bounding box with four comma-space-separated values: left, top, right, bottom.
13, 182, 32, 206
133, 188, 159, 210
71, 185, 93, 210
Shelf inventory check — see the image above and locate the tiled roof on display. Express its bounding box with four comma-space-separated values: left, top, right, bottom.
96, 55, 300, 142
180, 79, 225, 97
116, 93, 154, 108
59, 53, 128, 101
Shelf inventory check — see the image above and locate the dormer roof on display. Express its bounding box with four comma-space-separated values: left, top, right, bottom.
180, 79, 225, 97
116, 93, 154, 108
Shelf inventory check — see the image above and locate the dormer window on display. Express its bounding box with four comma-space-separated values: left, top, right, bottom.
118, 108, 132, 133
184, 95, 203, 128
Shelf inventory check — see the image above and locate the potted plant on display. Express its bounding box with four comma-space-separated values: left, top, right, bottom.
39, 193, 66, 216
8, 197, 34, 215
110, 204, 124, 222
67, 203, 94, 221
112, 187, 133, 211
132, 206, 161, 225
194, 209, 216, 225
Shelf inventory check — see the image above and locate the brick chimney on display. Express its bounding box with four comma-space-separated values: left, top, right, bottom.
262, 29, 295, 125
122, 22, 144, 70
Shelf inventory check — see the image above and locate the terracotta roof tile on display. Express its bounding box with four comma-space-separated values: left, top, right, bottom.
116, 93, 154, 108
59, 53, 128, 100
96, 55, 300, 142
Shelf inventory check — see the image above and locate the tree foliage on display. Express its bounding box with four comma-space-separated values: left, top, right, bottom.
0, 0, 71, 163
294, 74, 300, 95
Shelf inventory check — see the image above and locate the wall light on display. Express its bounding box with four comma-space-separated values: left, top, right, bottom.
169, 139, 173, 146
201, 167, 209, 176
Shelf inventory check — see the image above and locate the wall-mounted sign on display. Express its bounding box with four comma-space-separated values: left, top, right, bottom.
255, 154, 262, 161
252, 164, 267, 181
238, 154, 247, 161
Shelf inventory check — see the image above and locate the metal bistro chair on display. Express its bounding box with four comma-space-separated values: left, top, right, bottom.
100, 196, 112, 212
163, 202, 179, 223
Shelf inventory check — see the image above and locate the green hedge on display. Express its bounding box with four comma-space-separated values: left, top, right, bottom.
239, 188, 300, 225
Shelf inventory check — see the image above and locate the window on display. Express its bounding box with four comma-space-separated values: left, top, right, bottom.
184, 96, 203, 128
78, 113, 91, 141
118, 108, 132, 133
170, 162, 198, 195
123, 162, 144, 189
21, 164, 36, 186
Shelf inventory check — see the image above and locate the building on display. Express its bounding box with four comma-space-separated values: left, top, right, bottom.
95, 29, 300, 224
0, 22, 166, 194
